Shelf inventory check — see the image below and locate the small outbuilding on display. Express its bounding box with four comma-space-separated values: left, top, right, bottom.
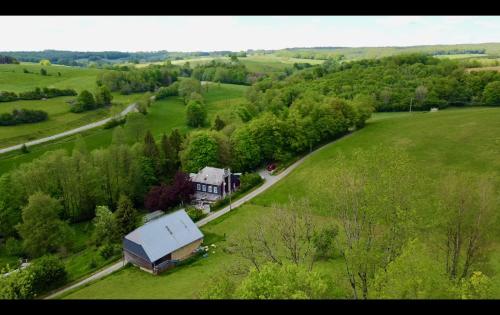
123, 209, 204, 275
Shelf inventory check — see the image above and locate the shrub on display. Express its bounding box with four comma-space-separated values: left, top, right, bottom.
156, 82, 179, 99
312, 224, 339, 259
103, 117, 126, 129
99, 244, 121, 260
88, 257, 98, 269
239, 173, 263, 193
186, 206, 205, 222
0, 109, 48, 126
0, 268, 35, 299
29, 255, 67, 293
5, 237, 24, 256
0, 91, 18, 102
20, 144, 29, 154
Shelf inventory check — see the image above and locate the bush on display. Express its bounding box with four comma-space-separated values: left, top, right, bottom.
239, 173, 263, 193
20, 144, 29, 154
98, 244, 121, 260
0, 268, 35, 299
103, 117, 126, 129
88, 257, 98, 269
312, 224, 339, 259
4, 237, 24, 256
186, 206, 205, 222
0, 91, 18, 102
156, 82, 179, 99
0, 109, 48, 126
29, 255, 67, 293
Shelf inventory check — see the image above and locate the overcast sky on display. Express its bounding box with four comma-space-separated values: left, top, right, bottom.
2, 16, 500, 52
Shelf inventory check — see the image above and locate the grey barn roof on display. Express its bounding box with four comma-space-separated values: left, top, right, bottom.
190, 166, 227, 186
124, 209, 203, 263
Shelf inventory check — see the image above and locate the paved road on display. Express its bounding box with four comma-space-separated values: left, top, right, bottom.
44, 135, 348, 299
44, 260, 126, 299
0, 103, 138, 155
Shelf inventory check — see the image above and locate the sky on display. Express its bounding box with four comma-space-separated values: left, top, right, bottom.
1, 16, 500, 52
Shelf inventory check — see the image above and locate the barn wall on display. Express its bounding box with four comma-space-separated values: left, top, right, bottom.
171, 238, 203, 261
124, 250, 152, 271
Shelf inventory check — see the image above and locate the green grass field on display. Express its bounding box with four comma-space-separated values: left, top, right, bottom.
0, 83, 247, 175
0, 63, 103, 93
0, 97, 128, 148
134, 55, 324, 74
61, 107, 500, 299
0, 63, 152, 150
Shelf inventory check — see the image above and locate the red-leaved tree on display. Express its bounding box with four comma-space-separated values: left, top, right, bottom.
144, 171, 195, 211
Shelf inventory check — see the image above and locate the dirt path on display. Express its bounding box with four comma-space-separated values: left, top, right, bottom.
0, 103, 138, 154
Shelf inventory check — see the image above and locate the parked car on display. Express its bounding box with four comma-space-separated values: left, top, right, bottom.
267, 163, 277, 172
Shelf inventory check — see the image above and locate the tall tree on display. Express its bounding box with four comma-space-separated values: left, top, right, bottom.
92, 205, 119, 246
439, 174, 498, 281
161, 133, 177, 179
186, 100, 207, 128
317, 147, 418, 299
16, 192, 72, 257
114, 195, 138, 238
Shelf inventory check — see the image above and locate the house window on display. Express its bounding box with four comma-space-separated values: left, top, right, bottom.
202, 185, 206, 192
213, 186, 218, 194
196, 183, 201, 191
208, 185, 213, 193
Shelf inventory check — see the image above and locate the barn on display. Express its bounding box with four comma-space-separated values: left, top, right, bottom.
123, 209, 204, 274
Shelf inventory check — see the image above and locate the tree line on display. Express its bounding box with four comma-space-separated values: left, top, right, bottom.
0, 109, 48, 126
70, 86, 113, 113
0, 87, 77, 102
97, 64, 178, 95
0, 55, 19, 64
252, 53, 500, 111
190, 59, 250, 85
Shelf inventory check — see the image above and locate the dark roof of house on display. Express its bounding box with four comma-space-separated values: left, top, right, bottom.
123, 209, 203, 263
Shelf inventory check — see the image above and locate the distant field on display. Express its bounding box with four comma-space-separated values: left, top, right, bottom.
0, 92, 148, 150
0, 63, 104, 93
0, 83, 247, 175
61, 107, 500, 299
435, 53, 488, 59
133, 55, 323, 74
467, 65, 500, 73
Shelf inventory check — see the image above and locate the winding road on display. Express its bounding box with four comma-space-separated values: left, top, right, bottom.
0, 103, 138, 155
44, 135, 348, 300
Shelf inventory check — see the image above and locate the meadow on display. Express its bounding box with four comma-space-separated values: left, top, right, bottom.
0, 83, 247, 175
0, 63, 152, 149
0, 97, 127, 148
61, 106, 500, 299
134, 55, 324, 74
0, 63, 103, 93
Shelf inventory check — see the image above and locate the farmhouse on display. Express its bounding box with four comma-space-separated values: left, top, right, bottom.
189, 166, 241, 202
123, 209, 204, 275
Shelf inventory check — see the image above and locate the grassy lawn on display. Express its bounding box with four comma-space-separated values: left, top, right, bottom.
61, 107, 500, 299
